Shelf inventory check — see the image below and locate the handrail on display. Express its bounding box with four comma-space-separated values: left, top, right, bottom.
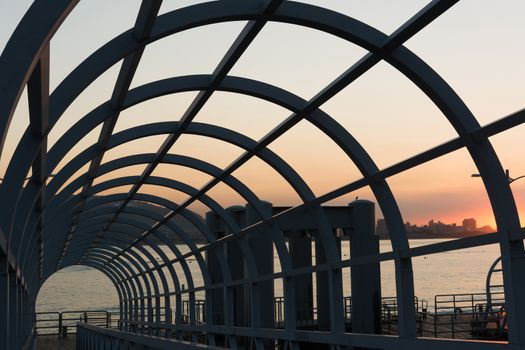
35, 309, 119, 337
77, 323, 223, 350
77, 321, 515, 350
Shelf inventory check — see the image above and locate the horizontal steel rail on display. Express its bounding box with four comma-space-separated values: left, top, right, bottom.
77, 322, 517, 350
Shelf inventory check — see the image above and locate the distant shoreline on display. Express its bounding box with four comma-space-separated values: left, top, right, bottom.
166, 234, 487, 245
377, 231, 491, 240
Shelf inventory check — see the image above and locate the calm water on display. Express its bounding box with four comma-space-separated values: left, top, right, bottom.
36, 239, 502, 313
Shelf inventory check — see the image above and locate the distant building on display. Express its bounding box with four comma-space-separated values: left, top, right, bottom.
462, 218, 477, 232
376, 218, 388, 236
428, 219, 448, 234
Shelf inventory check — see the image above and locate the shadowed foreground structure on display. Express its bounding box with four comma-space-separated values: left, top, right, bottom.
1, 0, 525, 349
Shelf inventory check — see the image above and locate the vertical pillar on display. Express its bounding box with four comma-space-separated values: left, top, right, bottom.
314, 230, 341, 331
8, 272, 18, 349
127, 289, 133, 331
30, 295, 36, 338
205, 212, 225, 326
0, 255, 9, 350
245, 202, 274, 329
288, 230, 313, 326
138, 294, 144, 334
119, 290, 125, 330
23, 290, 28, 339
348, 200, 381, 334
23, 289, 29, 342
224, 206, 248, 327
147, 294, 153, 335
154, 295, 161, 336
17, 283, 22, 349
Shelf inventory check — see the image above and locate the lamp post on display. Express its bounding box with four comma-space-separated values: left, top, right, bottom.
471, 169, 525, 184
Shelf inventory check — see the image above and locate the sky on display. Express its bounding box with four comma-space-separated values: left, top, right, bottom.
1, 0, 524, 229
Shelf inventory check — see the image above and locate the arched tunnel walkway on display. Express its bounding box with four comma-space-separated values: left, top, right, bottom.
34, 267, 117, 350
1, 1, 525, 349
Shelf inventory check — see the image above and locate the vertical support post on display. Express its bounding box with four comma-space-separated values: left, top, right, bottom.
347, 200, 381, 334
119, 291, 125, 331
155, 295, 161, 336
128, 295, 134, 331
205, 212, 225, 326
17, 282, 22, 348
139, 295, 145, 334
24, 291, 29, 339
9, 277, 16, 348
224, 206, 248, 327
288, 229, 313, 326
59, 312, 63, 338
30, 294, 36, 338
314, 230, 341, 331
147, 294, 153, 335
0, 255, 9, 350
27, 44, 50, 283
245, 202, 274, 330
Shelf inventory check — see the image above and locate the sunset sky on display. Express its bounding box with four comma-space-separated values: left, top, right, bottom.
1, 0, 524, 229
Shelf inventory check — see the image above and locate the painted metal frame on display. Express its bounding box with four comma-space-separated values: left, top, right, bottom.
1, 0, 524, 349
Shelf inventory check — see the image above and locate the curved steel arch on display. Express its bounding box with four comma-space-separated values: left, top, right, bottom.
74, 238, 180, 330
1, 1, 524, 349
35, 189, 230, 326
20, 172, 231, 285
2, 5, 422, 340
38, 71, 415, 329
77, 193, 227, 283
77, 236, 177, 329
75, 204, 210, 285
44, 174, 256, 328
41, 119, 318, 269
72, 209, 194, 307
39, 205, 186, 311
43, 118, 355, 328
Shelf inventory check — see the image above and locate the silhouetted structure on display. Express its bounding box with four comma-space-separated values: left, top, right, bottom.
1, 1, 524, 349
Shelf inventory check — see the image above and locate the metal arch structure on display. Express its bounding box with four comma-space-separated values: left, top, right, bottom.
0, 0, 524, 349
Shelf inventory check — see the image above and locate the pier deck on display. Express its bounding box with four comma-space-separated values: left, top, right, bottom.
36, 336, 75, 350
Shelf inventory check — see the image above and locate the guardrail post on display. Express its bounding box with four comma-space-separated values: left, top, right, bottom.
451, 313, 455, 339
58, 312, 62, 338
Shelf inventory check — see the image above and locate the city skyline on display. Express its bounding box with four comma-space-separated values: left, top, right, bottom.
376, 216, 494, 237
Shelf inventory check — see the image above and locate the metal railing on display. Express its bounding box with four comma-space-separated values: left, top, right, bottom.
57, 291, 507, 342
380, 291, 508, 340
35, 310, 118, 337
273, 295, 425, 329
383, 308, 507, 339
76, 322, 220, 350
435, 291, 505, 314
182, 300, 206, 325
